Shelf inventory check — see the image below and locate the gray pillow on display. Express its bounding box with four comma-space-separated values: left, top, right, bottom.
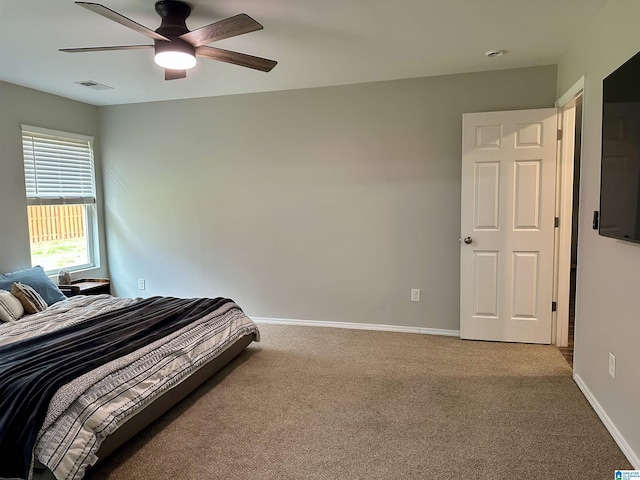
0, 266, 66, 306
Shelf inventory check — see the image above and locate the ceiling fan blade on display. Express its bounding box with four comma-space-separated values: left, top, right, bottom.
165, 69, 187, 80
59, 45, 153, 53
196, 46, 277, 72
180, 13, 263, 47
76, 2, 169, 41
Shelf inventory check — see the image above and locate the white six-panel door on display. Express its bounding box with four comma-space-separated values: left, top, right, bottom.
460, 109, 557, 344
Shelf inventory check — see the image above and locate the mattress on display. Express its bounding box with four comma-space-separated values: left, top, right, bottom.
0, 294, 259, 480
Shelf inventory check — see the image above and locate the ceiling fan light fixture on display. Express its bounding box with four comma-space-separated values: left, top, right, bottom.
154, 39, 196, 69
63, 2, 277, 80
154, 50, 196, 69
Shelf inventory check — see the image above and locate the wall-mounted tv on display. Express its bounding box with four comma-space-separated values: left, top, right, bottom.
600, 50, 640, 243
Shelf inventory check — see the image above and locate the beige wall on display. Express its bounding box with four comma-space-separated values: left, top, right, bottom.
100, 66, 557, 331
0, 81, 108, 278
557, 0, 640, 464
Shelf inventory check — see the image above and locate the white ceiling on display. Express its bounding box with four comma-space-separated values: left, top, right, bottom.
0, 0, 607, 106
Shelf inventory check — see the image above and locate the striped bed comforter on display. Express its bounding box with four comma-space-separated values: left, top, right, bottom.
0, 295, 259, 480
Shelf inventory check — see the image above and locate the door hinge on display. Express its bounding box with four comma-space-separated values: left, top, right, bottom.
557, 129, 563, 141
552, 301, 557, 312
554, 217, 560, 228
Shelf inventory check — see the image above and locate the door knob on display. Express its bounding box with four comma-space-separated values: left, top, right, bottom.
463, 236, 473, 245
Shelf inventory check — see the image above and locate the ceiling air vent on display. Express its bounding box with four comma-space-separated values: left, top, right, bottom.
74, 80, 113, 91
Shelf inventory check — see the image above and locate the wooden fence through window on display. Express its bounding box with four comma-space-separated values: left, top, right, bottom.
28, 205, 86, 244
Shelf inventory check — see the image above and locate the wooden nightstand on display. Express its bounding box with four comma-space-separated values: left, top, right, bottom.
60, 278, 111, 297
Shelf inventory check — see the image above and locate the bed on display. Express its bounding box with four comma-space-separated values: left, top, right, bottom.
0, 268, 259, 480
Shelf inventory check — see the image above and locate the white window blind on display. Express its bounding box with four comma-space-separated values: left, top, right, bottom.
21, 125, 96, 206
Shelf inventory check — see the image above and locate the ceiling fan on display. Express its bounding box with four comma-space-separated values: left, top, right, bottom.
60, 1, 277, 80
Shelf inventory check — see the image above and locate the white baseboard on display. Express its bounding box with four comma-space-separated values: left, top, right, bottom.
573, 373, 640, 469
252, 316, 460, 337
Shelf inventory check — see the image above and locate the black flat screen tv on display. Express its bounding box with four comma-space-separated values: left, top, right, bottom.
600, 50, 640, 243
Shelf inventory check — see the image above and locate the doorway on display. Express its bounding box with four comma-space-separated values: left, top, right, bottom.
458, 87, 583, 349
555, 85, 584, 366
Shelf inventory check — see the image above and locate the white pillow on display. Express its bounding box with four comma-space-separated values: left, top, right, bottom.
0, 289, 25, 322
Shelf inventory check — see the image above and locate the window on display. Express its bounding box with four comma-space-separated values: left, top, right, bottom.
21, 125, 99, 273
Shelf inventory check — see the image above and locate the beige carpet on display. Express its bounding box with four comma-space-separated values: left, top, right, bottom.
88, 324, 631, 479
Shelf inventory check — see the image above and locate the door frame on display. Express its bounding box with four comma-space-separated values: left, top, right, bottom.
552, 75, 585, 347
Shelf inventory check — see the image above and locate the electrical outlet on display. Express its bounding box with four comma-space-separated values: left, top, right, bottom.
411, 288, 421, 302
609, 352, 616, 378
137, 278, 146, 290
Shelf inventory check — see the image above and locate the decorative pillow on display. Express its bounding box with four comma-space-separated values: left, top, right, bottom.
11, 282, 48, 314
0, 290, 25, 322
0, 266, 66, 306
